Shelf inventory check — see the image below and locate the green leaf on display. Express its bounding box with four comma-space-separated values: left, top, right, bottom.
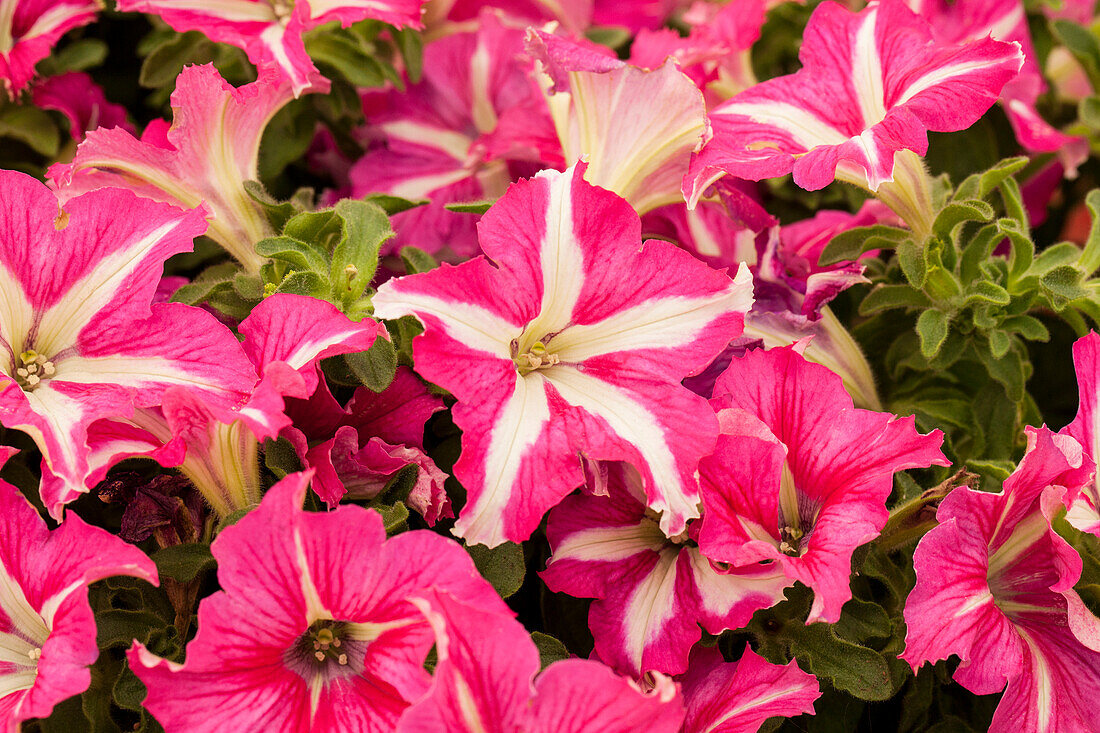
113, 664, 149, 712
531, 632, 570, 670
400, 246, 439, 274
331, 199, 394, 303
1000, 314, 1049, 342
897, 239, 928, 288
789, 623, 899, 701
345, 337, 398, 392
307, 30, 388, 87
1079, 189, 1100, 276
1041, 265, 1090, 308
819, 225, 911, 265
169, 262, 239, 305
466, 542, 526, 599
952, 157, 1028, 202
1080, 96, 1100, 131
932, 200, 994, 240
275, 270, 330, 298
264, 436, 301, 478
218, 506, 254, 531
963, 280, 1011, 306
375, 501, 410, 534
47, 38, 109, 74
258, 99, 318, 182
975, 346, 1026, 402
96, 609, 172, 649
151, 543, 216, 583
988, 329, 1011, 358
392, 26, 424, 83
0, 105, 59, 156
365, 193, 427, 215
444, 200, 495, 215
232, 273, 264, 301
139, 31, 216, 88
255, 235, 329, 273
859, 285, 931, 315
916, 309, 950, 358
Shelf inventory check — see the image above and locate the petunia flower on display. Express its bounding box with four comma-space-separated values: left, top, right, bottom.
116, 0, 425, 96
372, 163, 754, 546
130, 471, 508, 731
679, 645, 820, 733
697, 345, 948, 623
1058, 331, 1100, 536
81, 293, 380, 519
541, 462, 790, 677
283, 366, 452, 524
0, 451, 158, 728
903, 428, 1100, 733
396, 588, 686, 732
0, 0, 100, 96
0, 170, 256, 517
528, 30, 707, 216
350, 10, 560, 259
29, 71, 133, 142
49, 63, 326, 273
684, 0, 1023, 237
907, 0, 1088, 176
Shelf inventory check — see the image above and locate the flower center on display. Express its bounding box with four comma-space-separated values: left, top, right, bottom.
511, 338, 560, 376
14, 350, 55, 392
269, 0, 294, 22
776, 460, 814, 557
284, 620, 368, 685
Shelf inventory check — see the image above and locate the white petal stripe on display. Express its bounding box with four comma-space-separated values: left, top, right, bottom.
454, 373, 552, 547
522, 167, 585, 343
712, 101, 848, 148
372, 291, 517, 360
543, 365, 697, 533
895, 53, 1022, 107
551, 264, 753, 363
550, 521, 667, 564
622, 547, 680, 671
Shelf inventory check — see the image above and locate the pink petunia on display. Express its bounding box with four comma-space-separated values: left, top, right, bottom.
0, 0, 100, 96
1058, 331, 1100, 536
541, 463, 790, 677
373, 163, 753, 546
130, 471, 508, 732
0, 170, 255, 517
698, 346, 948, 622
0, 452, 157, 729
903, 428, 1100, 733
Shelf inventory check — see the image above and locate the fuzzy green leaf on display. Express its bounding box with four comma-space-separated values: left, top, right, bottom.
859, 285, 931, 315
819, 225, 911, 266
466, 542, 526, 599
152, 543, 216, 583
345, 337, 398, 393
916, 309, 950, 358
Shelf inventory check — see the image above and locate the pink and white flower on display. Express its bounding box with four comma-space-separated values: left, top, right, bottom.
907, 0, 1088, 176
1058, 331, 1100, 536
29, 71, 132, 142
0, 170, 256, 517
350, 10, 559, 259
82, 293, 380, 519
396, 588, 686, 732
679, 646, 820, 733
541, 463, 790, 677
684, 0, 1023, 236
0, 452, 157, 729
130, 471, 508, 732
903, 428, 1100, 733
698, 346, 948, 623
0, 0, 100, 96
529, 30, 707, 215
116, 0, 426, 96
372, 163, 754, 546
50, 64, 325, 273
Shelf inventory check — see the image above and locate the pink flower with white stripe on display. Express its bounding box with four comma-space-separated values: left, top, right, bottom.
679, 646, 820, 733
684, 0, 1023, 236
903, 428, 1100, 733
130, 471, 508, 732
116, 0, 425, 96
1058, 331, 1100, 536
50, 64, 325, 273
698, 346, 948, 623
372, 164, 754, 546
396, 589, 686, 732
350, 10, 560, 258
541, 463, 790, 677
529, 30, 707, 215
0, 0, 100, 96
283, 366, 452, 524
0, 450, 157, 729
907, 0, 1088, 175
82, 293, 380, 519
0, 170, 256, 517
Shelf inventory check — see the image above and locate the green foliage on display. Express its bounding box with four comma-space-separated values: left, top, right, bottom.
466, 542, 527, 599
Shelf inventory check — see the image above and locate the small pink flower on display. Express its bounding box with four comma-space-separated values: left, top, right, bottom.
130, 471, 508, 731
0, 450, 157, 729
